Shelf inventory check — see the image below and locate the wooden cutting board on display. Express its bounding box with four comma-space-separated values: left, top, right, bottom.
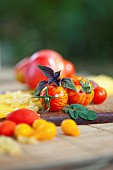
40, 95, 113, 125
1, 91, 113, 125
1, 93, 113, 125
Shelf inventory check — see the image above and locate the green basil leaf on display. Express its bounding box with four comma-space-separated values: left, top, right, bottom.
63, 104, 97, 121
61, 78, 77, 91
79, 109, 97, 120
85, 110, 98, 120
78, 111, 89, 120
70, 104, 85, 110
69, 109, 78, 120
64, 108, 69, 114
44, 97, 50, 111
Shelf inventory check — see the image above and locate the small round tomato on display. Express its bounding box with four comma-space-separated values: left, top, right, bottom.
14, 123, 34, 137
92, 86, 107, 104
63, 59, 76, 77
0, 120, 16, 136
6, 109, 40, 125
34, 122, 57, 140
40, 85, 68, 111
61, 119, 80, 136
32, 119, 47, 130
67, 76, 94, 106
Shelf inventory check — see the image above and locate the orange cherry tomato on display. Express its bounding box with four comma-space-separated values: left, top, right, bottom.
61, 119, 80, 136
14, 123, 34, 137
34, 122, 57, 140
67, 76, 94, 106
40, 85, 68, 111
32, 119, 47, 130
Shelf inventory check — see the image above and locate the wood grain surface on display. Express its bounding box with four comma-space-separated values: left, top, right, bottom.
1, 68, 113, 170
40, 95, 113, 125
0, 123, 113, 170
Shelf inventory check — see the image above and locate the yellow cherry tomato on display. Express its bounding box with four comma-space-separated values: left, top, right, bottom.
61, 119, 80, 136
74, 128, 80, 136
34, 122, 57, 140
14, 123, 34, 137
32, 119, 47, 130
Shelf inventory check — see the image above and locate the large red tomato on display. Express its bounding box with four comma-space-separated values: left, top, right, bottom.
63, 59, 76, 77
25, 49, 65, 89
67, 76, 94, 106
15, 57, 30, 83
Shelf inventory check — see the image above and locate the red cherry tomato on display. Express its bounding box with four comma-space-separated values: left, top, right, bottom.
25, 49, 66, 89
67, 76, 94, 106
40, 85, 68, 111
0, 120, 16, 136
6, 109, 40, 125
63, 59, 76, 77
92, 86, 107, 104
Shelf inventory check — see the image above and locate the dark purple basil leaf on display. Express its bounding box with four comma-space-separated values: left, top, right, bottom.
61, 78, 77, 91
38, 65, 54, 78
48, 77, 54, 84
53, 79, 61, 86
34, 80, 48, 96
54, 71, 61, 80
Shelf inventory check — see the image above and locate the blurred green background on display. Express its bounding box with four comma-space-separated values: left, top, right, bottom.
0, 0, 113, 75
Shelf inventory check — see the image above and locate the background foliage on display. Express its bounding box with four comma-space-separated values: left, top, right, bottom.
0, 0, 113, 75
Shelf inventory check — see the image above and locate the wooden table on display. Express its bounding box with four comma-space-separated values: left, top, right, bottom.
0, 68, 113, 170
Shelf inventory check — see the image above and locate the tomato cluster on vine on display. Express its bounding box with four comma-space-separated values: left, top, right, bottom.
34, 65, 107, 112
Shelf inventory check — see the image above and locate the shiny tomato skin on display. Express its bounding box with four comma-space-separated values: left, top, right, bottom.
25, 49, 65, 89
0, 120, 16, 136
67, 76, 94, 106
15, 57, 30, 83
30, 49, 64, 63
68, 85, 94, 106
25, 60, 48, 89
70, 75, 85, 85
40, 85, 68, 111
63, 59, 76, 77
31, 49, 65, 73
92, 87, 107, 104
6, 109, 40, 125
